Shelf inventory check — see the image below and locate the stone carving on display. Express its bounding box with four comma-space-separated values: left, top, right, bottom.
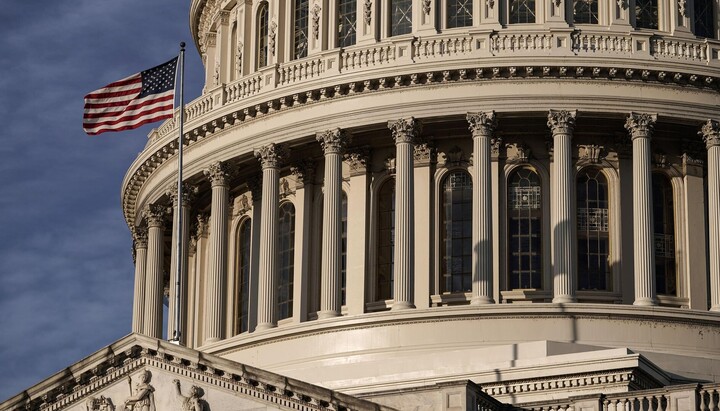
700, 119, 720, 148
578, 144, 604, 163
654, 153, 668, 168
143, 204, 167, 228
553, 0, 561, 7
123, 370, 155, 411
173, 380, 208, 411
213, 60, 220, 86
364, 0, 372, 25
547, 110, 577, 135
384, 156, 396, 173
204, 161, 232, 187
166, 183, 198, 206
269, 21, 277, 56
133, 226, 148, 249
236, 194, 251, 215
290, 159, 317, 185
625, 112, 657, 140
467, 111, 498, 136
414, 143, 436, 165
312, 4, 321, 40
280, 178, 292, 197
616, 0, 628, 10
196, 213, 209, 238
678, 0, 687, 17
506, 142, 531, 163
235, 42, 243, 75
444, 146, 466, 166
422, 0, 432, 14
490, 137, 504, 158
87, 396, 115, 411
317, 128, 352, 154
248, 174, 263, 201
388, 117, 422, 144
254, 143, 289, 169
488, 0, 495, 9
344, 149, 370, 175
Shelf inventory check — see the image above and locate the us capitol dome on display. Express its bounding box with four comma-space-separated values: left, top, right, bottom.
5, 0, 720, 410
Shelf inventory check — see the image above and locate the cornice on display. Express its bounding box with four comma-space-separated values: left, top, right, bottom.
121, 62, 720, 229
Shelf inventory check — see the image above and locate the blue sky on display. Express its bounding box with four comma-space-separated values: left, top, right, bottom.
0, 1, 204, 401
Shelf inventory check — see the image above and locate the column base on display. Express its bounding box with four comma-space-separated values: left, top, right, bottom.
710, 306, 720, 312
471, 296, 495, 305
203, 337, 221, 345
552, 296, 578, 304
391, 301, 416, 310
317, 310, 341, 319
255, 322, 277, 331
633, 298, 658, 306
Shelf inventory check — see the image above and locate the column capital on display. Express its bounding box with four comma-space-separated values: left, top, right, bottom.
290, 159, 317, 186
133, 226, 149, 249
547, 110, 577, 136
317, 128, 352, 155
700, 120, 720, 149
467, 111, 498, 137
195, 213, 209, 238
344, 148, 370, 176
625, 112, 657, 140
254, 143, 289, 169
388, 117, 422, 144
204, 161, 233, 187
165, 183, 198, 206
143, 204, 167, 228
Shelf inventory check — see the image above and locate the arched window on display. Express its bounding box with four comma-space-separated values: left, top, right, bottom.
447, 0, 473, 28
577, 169, 611, 291
440, 171, 473, 293
573, 0, 598, 24
235, 219, 252, 334
338, 0, 357, 47
694, 0, 715, 38
294, 0, 310, 59
278, 202, 296, 320
652, 174, 677, 296
507, 167, 542, 289
509, 0, 536, 23
256, 2, 269, 69
635, 0, 658, 29
376, 179, 395, 300
390, 0, 413, 36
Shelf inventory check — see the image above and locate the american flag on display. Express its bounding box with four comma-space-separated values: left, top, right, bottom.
83, 57, 178, 136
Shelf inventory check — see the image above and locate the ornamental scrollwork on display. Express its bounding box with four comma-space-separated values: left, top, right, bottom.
547, 110, 577, 136
388, 117, 422, 144
422, 0, 432, 15
317, 128, 352, 155
467, 111, 498, 137
678, 0, 687, 17
625, 112, 657, 140
414, 143, 436, 165
269, 21, 277, 56
364, 0, 372, 25
235, 42, 243, 75
204, 161, 233, 187
312, 4, 321, 40
700, 119, 720, 149
254, 143, 289, 169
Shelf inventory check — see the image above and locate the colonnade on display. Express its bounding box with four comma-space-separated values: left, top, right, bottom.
130, 114, 720, 344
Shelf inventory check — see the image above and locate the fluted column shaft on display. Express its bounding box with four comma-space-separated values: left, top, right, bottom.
626, 113, 658, 306
203, 162, 231, 343
548, 110, 577, 303
467, 112, 497, 304
131, 228, 148, 334
143, 205, 166, 338
167, 184, 195, 343
255, 144, 288, 330
701, 120, 720, 311
388, 118, 421, 310
317, 129, 351, 319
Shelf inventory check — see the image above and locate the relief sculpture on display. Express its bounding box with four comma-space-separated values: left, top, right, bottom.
123, 370, 155, 411
173, 379, 208, 411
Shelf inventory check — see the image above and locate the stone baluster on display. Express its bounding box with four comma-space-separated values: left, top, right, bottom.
255, 144, 289, 329
467, 111, 498, 304
625, 112, 658, 306
701, 119, 720, 311
548, 110, 578, 303
203, 162, 232, 343
317, 129, 351, 319
143, 204, 167, 338
131, 227, 148, 334
388, 117, 422, 310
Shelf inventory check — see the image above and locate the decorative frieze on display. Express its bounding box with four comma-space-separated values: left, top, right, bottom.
254, 143, 289, 169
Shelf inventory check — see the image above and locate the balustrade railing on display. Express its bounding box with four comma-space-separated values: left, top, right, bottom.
651, 38, 709, 62
279, 58, 325, 85
341, 44, 395, 70
573, 33, 634, 54
491, 32, 554, 53
414, 36, 475, 59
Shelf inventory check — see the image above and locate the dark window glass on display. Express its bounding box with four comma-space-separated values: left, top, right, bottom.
257, 2, 269, 69
235, 219, 252, 334
391, 0, 413, 36
635, 0, 658, 29
338, 0, 357, 47
509, 0, 536, 23
278, 202, 296, 320
694, 0, 715, 38
507, 168, 542, 289
577, 169, 610, 291
573, 0, 598, 24
653, 174, 677, 296
377, 179, 395, 300
441, 171, 473, 293
294, 0, 310, 59
448, 0, 473, 28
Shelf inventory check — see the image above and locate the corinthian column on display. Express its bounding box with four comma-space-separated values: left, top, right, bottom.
317, 129, 351, 319
467, 111, 497, 304
701, 120, 720, 311
131, 227, 148, 334
548, 110, 577, 303
255, 143, 289, 330
388, 117, 422, 310
143, 204, 166, 338
203, 162, 232, 343
166, 183, 196, 343
625, 112, 658, 306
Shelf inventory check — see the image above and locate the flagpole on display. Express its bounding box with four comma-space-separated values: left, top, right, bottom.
171, 42, 186, 345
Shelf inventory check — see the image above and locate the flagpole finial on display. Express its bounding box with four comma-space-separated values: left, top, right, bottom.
180, 42, 186, 50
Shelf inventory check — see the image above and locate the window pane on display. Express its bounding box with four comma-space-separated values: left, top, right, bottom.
507, 167, 542, 290
338, 0, 357, 47
635, 0, 658, 29
652, 174, 677, 296
694, 0, 715, 38
441, 171, 473, 294
447, 0, 473, 28
377, 180, 395, 300
257, 3, 269, 69
573, 0, 598, 24
391, 0, 413, 36
236, 219, 252, 334
278, 203, 296, 319
509, 0, 536, 24
294, 0, 309, 59
577, 169, 610, 291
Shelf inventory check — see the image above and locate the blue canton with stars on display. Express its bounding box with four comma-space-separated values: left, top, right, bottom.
139, 57, 178, 98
